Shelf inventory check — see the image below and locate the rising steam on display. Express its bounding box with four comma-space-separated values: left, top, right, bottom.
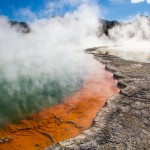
0, 2, 101, 127
98, 15, 150, 62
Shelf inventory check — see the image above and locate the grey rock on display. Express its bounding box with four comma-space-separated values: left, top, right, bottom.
0, 137, 12, 144
46, 52, 150, 150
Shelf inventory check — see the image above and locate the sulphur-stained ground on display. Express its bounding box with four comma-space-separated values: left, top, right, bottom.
0, 59, 119, 150
48, 49, 150, 150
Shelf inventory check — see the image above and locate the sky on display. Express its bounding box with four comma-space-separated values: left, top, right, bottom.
0, 0, 149, 21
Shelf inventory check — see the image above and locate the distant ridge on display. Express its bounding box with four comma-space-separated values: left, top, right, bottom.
9, 21, 30, 33
7, 15, 150, 37
100, 19, 119, 36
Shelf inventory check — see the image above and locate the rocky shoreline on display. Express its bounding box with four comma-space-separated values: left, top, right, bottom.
47, 49, 150, 150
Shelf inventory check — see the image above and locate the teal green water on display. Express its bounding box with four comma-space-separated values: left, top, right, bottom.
0, 70, 84, 128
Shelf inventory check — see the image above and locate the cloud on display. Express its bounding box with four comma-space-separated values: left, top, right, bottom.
15, 8, 37, 21
110, 0, 150, 4
109, 0, 126, 4
39, 0, 99, 18
146, 0, 150, 3
130, 0, 144, 3
130, 0, 150, 4
15, 0, 100, 21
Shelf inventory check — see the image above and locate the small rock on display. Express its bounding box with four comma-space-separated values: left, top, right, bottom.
0, 137, 12, 144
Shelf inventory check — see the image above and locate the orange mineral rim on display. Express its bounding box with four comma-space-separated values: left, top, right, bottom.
0, 60, 119, 150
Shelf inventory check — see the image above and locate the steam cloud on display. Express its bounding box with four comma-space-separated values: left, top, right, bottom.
0, 2, 101, 127
98, 15, 150, 62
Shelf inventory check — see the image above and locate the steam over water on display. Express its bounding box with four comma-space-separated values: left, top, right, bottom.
98, 15, 150, 62
0, 58, 86, 127
0, 2, 101, 127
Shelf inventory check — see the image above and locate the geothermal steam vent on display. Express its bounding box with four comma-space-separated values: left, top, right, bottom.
0, 0, 150, 149
0, 25, 90, 128
0, 3, 119, 149
0, 19, 119, 150
0, 2, 101, 128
